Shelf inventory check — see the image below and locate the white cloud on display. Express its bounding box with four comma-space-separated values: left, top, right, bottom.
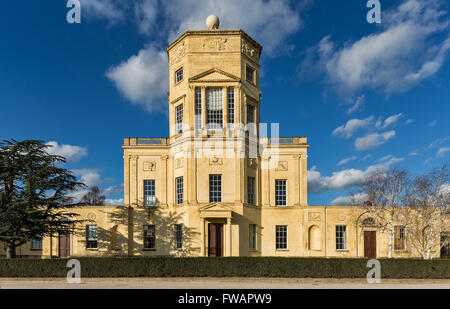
355, 130, 396, 151
330, 193, 368, 206
72, 169, 102, 187
80, 0, 125, 23
376, 113, 403, 129
337, 156, 358, 166
332, 116, 374, 139
346, 95, 366, 114
302, 0, 450, 96
45, 141, 87, 163
106, 45, 168, 112
376, 154, 404, 166
104, 198, 124, 206
437, 147, 450, 158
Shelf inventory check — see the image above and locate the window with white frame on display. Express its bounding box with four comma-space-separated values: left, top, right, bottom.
143, 225, 155, 250
31, 237, 42, 250
176, 177, 183, 205
227, 87, 235, 125
195, 87, 202, 131
175, 104, 183, 134
276, 225, 288, 250
394, 226, 406, 251
275, 180, 287, 206
248, 177, 255, 205
144, 180, 156, 206
174, 224, 183, 249
175, 68, 183, 83
86, 225, 98, 249
336, 225, 347, 250
249, 224, 257, 250
206, 88, 223, 129
209, 174, 222, 203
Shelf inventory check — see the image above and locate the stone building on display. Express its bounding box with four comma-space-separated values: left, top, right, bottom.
0, 16, 443, 259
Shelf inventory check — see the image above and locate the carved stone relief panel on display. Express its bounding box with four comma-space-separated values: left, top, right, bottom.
242, 39, 258, 60
308, 212, 321, 222
275, 161, 288, 171
175, 158, 183, 169
170, 41, 186, 65
209, 156, 223, 165
202, 38, 228, 51
143, 161, 156, 171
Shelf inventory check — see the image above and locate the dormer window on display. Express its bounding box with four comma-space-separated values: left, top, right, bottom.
246, 65, 255, 83
175, 68, 183, 83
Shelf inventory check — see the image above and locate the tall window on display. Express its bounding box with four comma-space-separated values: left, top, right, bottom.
143, 225, 155, 250
195, 87, 202, 131
31, 237, 42, 250
275, 180, 287, 206
206, 88, 223, 129
175, 104, 183, 134
249, 224, 257, 250
227, 87, 235, 125
144, 180, 156, 206
176, 177, 183, 205
86, 225, 98, 249
394, 226, 406, 251
247, 104, 255, 124
174, 224, 183, 249
248, 177, 255, 205
209, 174, 222, 203
336, 225, 347, 250
246, 65, 255, 83
175, 68, 183, 83
276, 225, 288, 250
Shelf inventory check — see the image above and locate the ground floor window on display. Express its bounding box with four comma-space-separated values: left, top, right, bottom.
249, 224, 257, 250
174, 224, 183, 249
86, 225, 98, 249
336, 225, 347, 250
144, 225, 156, 250
31, 237, 42, 250
394, 226, 406, 251
276, 225, 288, 250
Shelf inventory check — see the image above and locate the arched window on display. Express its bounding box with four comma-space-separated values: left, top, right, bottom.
362, 217, 377, 227
308, 225, 321, 251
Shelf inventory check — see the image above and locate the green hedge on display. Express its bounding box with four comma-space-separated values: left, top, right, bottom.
0, 257, 449, 278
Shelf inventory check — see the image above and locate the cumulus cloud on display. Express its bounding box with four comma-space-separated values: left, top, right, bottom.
79, 0, 125, 23
72, 169, 102, 187
106, 45, 168, 112
330, 193, 368, 206
45, 141, 87, 163
104, 198, 124, 206
332, 116, 374, 139
301, 0, 450, 96
337, 156, 358, 166
437, 147, 450, 158
355, 130, 396, 151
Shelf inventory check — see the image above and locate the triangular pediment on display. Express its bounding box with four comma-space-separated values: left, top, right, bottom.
199, 203, 233, 212
189, 68, 240, 83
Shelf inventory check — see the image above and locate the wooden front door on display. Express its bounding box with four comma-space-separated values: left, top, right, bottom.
59, 233, 70, 258
364, 231, 376, 258
208, 223, 224, 257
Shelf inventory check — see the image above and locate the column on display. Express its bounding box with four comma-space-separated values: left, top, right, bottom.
200, 218, 205, 256
123, 155, 130, 206
160, 155, 168, 206
223, 86, 228, 131
226, 217, 232, 256
202, 86, 207, 133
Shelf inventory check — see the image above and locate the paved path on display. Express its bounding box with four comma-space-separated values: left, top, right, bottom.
0, 278, 449, 289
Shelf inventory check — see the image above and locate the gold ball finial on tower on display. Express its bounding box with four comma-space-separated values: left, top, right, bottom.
206, 14, 220, 30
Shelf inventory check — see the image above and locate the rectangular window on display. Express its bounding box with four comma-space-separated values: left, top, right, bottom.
246, 65, 255, 83
175, 68, 183, 83
209, 174, 222, 203
206, 87, 223, 129
249, 224, 257, 250
174, 224, 183, 249
248, 177, 255, 205
276, 225, 288, 250
143, 225, 155, 250
227, 87, 235, 124
195, 87, 202, 131
394, 226, 406, 251
86, 225, 98, 249
247, 104, 255, 124
176, 177, 183, 205
144, 180, 156, 206
175, 104, 183, 134
336, 225, 347, 250
31, 237, 42, 250
275, 180, 287, 206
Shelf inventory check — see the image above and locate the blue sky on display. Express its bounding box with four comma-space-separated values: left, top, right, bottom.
1, 0, 449, 205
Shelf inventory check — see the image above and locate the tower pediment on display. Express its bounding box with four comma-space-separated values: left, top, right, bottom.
199, 203, 233, 218
189, 68, 241, 83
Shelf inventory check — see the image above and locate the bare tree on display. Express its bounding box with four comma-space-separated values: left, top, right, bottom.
406, 162, 449, 259
353, 167, 411, 258
81, 186, 105, 206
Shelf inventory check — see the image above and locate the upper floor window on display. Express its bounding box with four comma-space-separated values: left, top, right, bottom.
144, 180, 156, 206
86, 225, 98, 249
195, 88, 202, 131
247, 104, 255, 124
246, 65, 255, 83
227, 87, 235, 124
275, 180, 287, 206
209, 174, 222, 203
175, 68, 183, 83
249, 224, 257, 250
276, 225, 288, 250
174, 224, 183, 249
176, 177, 183, 205
248, 177, 255, 205
336, 225, 347, 250
144, 225, 156, 250
31, 237, 42, 250
206, 88, 223, 129
394, 226, 406, 251
175, 104, 183, 134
